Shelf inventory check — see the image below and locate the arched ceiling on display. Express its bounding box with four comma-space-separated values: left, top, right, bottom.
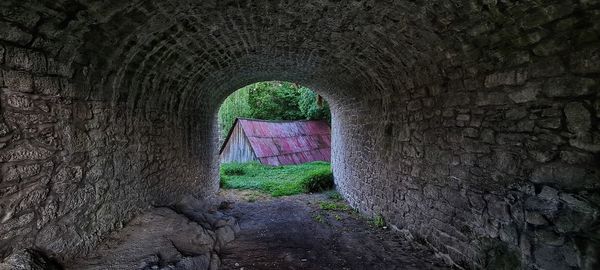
3, 0, 594, 117
4, 0, 446, 114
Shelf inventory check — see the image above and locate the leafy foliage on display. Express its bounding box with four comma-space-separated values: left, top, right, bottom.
247, 82, 305, 120
219, 161, 332, 197
218, 88, 253, 141
298, 87, 331, 121
218, 81, 330, 139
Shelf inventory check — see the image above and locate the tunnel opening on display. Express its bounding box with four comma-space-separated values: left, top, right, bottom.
216, 81, 334, 198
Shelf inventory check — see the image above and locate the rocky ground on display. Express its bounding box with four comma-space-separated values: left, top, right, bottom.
218, 190, 449, 270
2, 190, 449, 270
60, 196, 240, 270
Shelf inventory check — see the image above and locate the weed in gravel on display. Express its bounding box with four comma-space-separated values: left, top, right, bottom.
325, 190, 343, 201
371, 214, 386, 228
319, 201, 351, 211
313, 214, 326, 223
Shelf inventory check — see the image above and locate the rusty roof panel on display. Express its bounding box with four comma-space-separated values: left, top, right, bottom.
234, 118, 331, 166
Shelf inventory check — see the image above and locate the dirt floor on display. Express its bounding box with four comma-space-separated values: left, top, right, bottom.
60, 189, 449, 270
218, 190, 449, 270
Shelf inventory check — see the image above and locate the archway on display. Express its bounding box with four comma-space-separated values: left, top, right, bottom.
0, 1, 598, 269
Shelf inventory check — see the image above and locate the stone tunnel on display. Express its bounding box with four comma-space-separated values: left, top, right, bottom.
0, 0, 599, 269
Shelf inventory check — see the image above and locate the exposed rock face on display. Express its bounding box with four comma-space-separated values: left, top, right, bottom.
0, 0, 598, 269
63, 196, 239, 270
0, 250, 60, 270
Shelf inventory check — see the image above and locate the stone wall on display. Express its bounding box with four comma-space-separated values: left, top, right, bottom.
0, 45, 215, 260
334, 20, 600, 270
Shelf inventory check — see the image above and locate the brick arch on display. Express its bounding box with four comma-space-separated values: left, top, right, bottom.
0, 0, 599, 269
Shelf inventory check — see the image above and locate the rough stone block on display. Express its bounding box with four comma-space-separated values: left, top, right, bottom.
531, 162, 600, 189
537, 186, 559, 202
508, 82, 540, 103
542, 76, 595, 97
505, 107, 528, 120
564, 102, 591, 135
0, 21, 32, 45
559, 150, 594, 164
0, 249, 60, 270
525, 211, 548, 225
1, 163, 42, 183
559, 193, 597, 216
533, 244, 572, 270
476, 92, 509, 106
443, 93, 471, 107
484, 69, 527, 88
536, 118, 561, 129
2, 70, 33, 93
4, 47, 43, 72
33, 77, 61, 96
533, 38, 568, 56
520, 4, 574, 29
569, 46, 600, 74
529, 57, 566, 78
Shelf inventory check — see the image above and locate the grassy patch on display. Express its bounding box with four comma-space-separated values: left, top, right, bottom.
219, 161, 332, 197
319, 201, 351, 211
221, 163, 247, 176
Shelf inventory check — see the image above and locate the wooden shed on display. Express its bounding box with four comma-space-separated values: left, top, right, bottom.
219, 118, 331, 166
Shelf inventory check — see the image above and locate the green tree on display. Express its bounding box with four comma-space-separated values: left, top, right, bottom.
218, 81, 330, 139
298, 87, 330, 122
218, 86, 252, 139
247, 82, 304, 120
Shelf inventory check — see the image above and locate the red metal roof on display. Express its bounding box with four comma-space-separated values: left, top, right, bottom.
222, 118, 331, 166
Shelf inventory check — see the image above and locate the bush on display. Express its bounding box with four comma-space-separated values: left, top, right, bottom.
221, 163, 246, 176
300, 168, 334, 193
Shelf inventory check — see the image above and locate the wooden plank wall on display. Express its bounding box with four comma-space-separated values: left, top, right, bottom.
220, 122, 259, 163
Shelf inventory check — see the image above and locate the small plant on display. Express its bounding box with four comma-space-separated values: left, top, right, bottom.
300, 168, 333, 193
371, 214, 386, 228
313, 214, 325, 223
334, 214, 342, 221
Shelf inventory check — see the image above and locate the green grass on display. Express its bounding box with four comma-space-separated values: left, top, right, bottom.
319, 201, 351, 211
219, 161, 333, 197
